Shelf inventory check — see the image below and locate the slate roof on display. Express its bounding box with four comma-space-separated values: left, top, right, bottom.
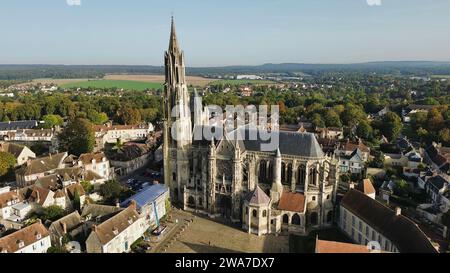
49, 211, 82, 238
341, 190, 437, 253
241, 129, 324, 157
89, 205, 140, 245
342, 148, 364, 161
0, 120, 38, 131
34, 174, 60, 190
427, 175, 448, 191
245, 186, 270, 205
0, 142, 28, 158
121, 184, 168, 210
81, 204, 122, 221
193, 125, 325, 157
16, 152, 67, 176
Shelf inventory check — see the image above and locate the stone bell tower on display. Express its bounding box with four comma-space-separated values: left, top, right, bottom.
163, 17, 192, 203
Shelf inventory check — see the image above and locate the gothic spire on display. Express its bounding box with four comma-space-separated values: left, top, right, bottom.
169, 16, 179, 52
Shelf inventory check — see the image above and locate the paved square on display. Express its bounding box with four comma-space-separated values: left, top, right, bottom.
164, 213, 289, 253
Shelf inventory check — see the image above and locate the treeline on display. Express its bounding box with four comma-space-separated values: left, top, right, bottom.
0, 91, 162, 126
2, 62, 450, 80
204, 76, 450, 146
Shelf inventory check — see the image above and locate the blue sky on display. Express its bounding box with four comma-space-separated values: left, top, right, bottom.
1, 0, 450, 66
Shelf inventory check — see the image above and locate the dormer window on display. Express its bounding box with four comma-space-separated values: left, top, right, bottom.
17, 240, 25, 248
35, 232, 42, 240
128, 218, 133, 225
113, 228, 119, 235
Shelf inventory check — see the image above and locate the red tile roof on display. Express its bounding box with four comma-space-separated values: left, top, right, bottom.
278, 192, 306, 213
315, 239, 371, 253
0, 222, 49, 253
357, 179, 376, 195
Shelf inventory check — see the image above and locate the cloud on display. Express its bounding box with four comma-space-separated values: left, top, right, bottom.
366, 0, 382, 6
67, 0, 81, 6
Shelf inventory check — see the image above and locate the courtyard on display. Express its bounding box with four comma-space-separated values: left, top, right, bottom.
161, 210, 289, 253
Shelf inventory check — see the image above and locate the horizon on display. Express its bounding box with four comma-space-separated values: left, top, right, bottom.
2, 60, 450, 68
1, 1, 450, 66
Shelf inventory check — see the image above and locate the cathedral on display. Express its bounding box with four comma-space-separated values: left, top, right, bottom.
163, 18, 340, 236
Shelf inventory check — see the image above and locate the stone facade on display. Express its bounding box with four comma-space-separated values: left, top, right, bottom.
162, 18, 340, 236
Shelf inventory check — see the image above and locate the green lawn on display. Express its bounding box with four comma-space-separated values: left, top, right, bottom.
211, 79, 276, 86
60, 80, 163, 91
289, 228, 351, 253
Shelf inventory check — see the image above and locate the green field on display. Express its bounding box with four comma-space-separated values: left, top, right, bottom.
60, 80, 163, 91
211, 79, 276, 86
431, 75, 450, 79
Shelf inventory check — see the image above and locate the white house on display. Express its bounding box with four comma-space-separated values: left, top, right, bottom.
120, 183, 169, 231
15, 152, 68, 187
78, 152, 113, 181
86, 202, 146, 253
94, 122, 154, 150
0, 190, 31, 222
0, 221, 51, 253
339, 149, 365, 174
339, 189, 437, 253
0, 142, 36, 166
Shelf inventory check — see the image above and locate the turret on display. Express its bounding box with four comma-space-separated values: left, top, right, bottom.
270, 148, 283, 204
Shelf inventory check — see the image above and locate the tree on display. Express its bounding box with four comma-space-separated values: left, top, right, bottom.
311, 113, 325, 128
100, 180, 123, 202
0, 152, 16, 181
80, 180, 94, 194
323, 109, 342, 127
116, 107, 141, 125
41, 114, 64, 129
47, 246, 67, 253
370, 152, 385, 168
87, 110, 109, 125
341, 103, 367, 127
427, 108, 445, 132
380, 112, 403, 141
417, 127, 429, 142
73, 189, 81, 212
58, 118, 95, 156
438, 128, 450, 145
356, 120, 373, 141
42, 205, 65, 222
394, 179, 410, 197
112, 138, 125, 154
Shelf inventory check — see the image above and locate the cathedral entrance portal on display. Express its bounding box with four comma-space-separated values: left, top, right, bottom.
217, 195, 232, 219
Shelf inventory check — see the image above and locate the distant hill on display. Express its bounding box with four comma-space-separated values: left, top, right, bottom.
1, 61, 450, 80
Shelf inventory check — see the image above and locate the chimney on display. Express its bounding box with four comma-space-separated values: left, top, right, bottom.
36, 219, 42, 225
349, 182, 355, 190
92, 225, 97, 232
35, 190, 40, 203
115, 201, 121, 208
153, 180, 159, 185
395, 207, 401, 216
130, 200, 137, 210
62, 222, 67, 234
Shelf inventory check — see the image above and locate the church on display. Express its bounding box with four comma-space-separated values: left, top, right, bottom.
162, 18, 340, 236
